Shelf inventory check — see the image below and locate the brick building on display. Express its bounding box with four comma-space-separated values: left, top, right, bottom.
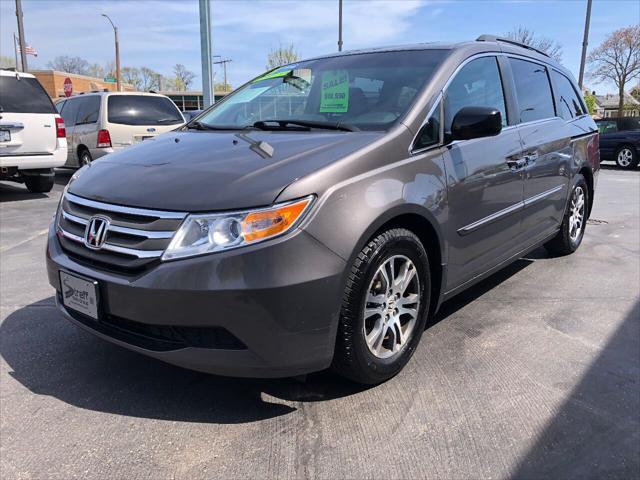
30, 70, 135, 99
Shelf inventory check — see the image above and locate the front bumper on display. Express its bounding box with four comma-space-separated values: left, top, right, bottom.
46, 223, 346, 377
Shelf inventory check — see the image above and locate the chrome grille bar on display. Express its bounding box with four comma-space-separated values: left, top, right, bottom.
58, 227, 165, 259
62, 210, 175, 239
65, 192, 187, 220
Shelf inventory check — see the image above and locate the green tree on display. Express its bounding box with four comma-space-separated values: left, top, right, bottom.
266, 43, 299, 70
584, 94, 597, 115
505, 26, 563, 61
214, 81, 232, 92
588, 25, 640, 117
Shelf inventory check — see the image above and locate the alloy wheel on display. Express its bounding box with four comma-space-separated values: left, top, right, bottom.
363, 255, 420, 359
617, 148, 633, 168
569, 186, 585, 243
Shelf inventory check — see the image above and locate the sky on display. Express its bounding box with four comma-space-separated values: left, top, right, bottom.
1, 0, 638, 94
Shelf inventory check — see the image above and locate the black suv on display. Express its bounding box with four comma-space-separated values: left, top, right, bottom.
596, 117, 640, 169
47, 35, 599, 384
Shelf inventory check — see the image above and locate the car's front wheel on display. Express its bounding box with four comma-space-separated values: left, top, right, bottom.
332, 228, 430, 384
615, 145, 638, 169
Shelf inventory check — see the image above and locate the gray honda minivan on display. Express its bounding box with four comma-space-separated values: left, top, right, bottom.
47, 35, 600, 384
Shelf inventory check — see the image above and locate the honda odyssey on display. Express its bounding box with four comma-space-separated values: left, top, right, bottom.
47, 36, 599, 384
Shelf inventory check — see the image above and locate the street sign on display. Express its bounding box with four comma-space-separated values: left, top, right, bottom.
63, 77, 73, 97
103, 76, 116, 83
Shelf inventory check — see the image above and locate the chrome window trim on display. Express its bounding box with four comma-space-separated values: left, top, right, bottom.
65, 192, 187, 220
61, 210, 175, 239
410, 51, 507, 154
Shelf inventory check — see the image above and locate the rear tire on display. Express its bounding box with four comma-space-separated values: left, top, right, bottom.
79, 149, 92, 166
24, 174, 54, 193
332, 228, 430, 384
615, 145, 638, 169
544, 174, 588, 256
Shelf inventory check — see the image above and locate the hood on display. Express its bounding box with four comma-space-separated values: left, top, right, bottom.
69, 129, 384, 211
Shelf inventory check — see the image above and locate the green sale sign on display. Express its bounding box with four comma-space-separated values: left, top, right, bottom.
320, 70, 349, 113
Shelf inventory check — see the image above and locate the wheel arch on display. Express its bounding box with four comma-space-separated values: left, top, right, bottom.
346, 205, 447, 316
578, 165, 594, 218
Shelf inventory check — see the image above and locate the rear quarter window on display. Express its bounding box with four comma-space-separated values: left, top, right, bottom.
107, 95, 183, 126
551, 70, 585, 120
509, 58, 556, 123
0, 75, 56, 114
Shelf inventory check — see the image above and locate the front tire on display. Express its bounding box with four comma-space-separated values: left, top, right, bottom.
332, 228, 430, 384
24, 174, 54, 193
544, 175, 588, 256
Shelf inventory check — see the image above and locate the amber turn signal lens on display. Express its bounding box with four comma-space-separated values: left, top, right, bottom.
242, 197, 311, 242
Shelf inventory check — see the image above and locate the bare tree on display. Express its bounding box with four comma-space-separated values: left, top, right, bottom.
0, 55, 16, 69
588, 25, 640, 117
140, 67, 161, 91
47, 56, 90, 75
121, 67, 142, 90
266, 43, 299, 70
505, 26, 563, 61
87, 63, 105, 79
172, 64, 195, 91
214, 81, 232, 92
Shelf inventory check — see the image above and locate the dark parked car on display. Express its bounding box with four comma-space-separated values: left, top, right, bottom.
595, 117, 640, 169
47, 35, 599, 384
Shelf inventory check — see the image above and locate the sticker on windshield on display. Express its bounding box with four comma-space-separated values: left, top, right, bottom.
252, 66, 293, 83
320, 70, 349, 113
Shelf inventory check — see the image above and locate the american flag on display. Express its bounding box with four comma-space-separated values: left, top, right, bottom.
16, 44, 38, 57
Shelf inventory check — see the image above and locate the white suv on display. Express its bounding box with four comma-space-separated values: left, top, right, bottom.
0, 70, 67, 193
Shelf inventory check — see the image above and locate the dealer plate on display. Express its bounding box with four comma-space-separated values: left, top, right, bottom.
60, 271, 99, 320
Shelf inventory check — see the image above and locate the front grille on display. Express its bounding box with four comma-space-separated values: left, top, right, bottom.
57, 192, 186, 272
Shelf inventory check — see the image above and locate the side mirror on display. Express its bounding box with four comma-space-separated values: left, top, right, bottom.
450, 106, 502, 141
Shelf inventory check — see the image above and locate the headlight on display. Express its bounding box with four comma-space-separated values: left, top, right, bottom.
161, 195, 314, 261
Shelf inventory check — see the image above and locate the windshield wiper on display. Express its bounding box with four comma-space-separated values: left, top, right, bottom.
186, 121, 256, 131
253, 119, 359, 132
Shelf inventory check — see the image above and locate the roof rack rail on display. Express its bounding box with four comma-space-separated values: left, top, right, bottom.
476, 34, 550, 58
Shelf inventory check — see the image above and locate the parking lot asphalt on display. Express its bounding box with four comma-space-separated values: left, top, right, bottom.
1, 166, 638, 479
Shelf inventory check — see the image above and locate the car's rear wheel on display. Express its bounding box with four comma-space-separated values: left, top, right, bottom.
24, 173, 54, 193
544, 175, 588, 256
615, 145, 638, 169
79, 149, 92, 167
332, 228, 430, 384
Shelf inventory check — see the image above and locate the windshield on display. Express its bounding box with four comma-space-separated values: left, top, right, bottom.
197, 50, 446, 131
107, 95, 184, 126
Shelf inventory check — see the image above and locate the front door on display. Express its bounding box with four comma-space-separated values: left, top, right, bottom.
441, 56, 526, 290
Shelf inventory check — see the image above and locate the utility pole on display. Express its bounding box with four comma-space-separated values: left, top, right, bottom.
338, 0, 343, 52
578, 0, 592, 90
199, 0, 214, 107
101, 14, 121, 91
213, 59, 231, 92
15, 0, 27, 72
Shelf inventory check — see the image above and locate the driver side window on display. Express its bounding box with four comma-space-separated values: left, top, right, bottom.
444, 57, 507, 134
